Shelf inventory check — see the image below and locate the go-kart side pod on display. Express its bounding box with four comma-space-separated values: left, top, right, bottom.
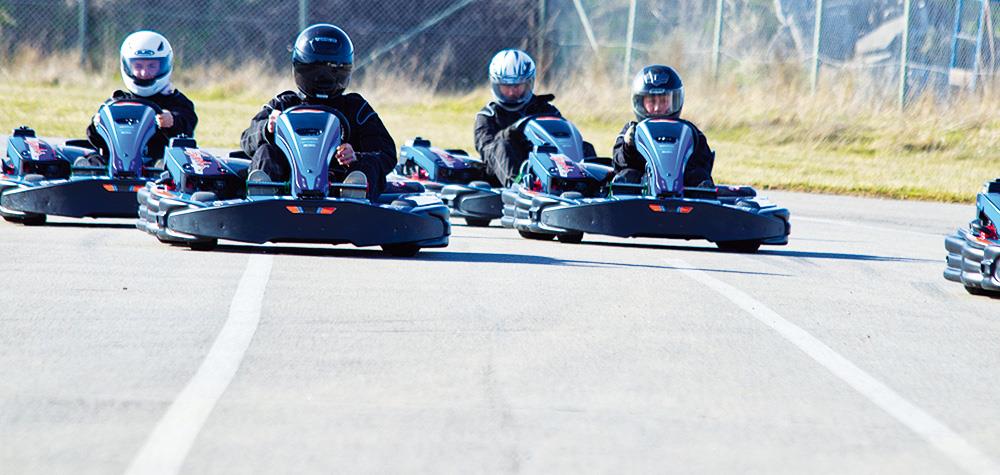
1, 178, 147, 218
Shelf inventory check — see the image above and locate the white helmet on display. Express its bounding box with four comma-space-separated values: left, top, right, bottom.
488, 49, 536, 111
119, 30, 173, 97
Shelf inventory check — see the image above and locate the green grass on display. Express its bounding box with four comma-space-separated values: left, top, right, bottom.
2, 72, 997, 203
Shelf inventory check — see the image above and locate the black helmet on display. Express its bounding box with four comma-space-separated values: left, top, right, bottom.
631, 65, 684, 120
292, 24, 354, 99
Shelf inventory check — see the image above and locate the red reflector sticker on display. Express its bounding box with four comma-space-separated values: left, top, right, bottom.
102, 184, 116, 192
286, 206, 303, 214
648, 204, 666, 212
319, 207, 336, 215
678, 206, 694, 214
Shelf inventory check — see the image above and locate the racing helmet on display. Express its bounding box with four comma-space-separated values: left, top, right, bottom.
631, 65, 684, 120
488, 49, 536, 111
120, 30, 173, 97
292, 24, 354, 99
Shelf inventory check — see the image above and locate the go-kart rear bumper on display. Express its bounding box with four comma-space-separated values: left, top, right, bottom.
0, 178, 146, 218
164, 197, 450, 247
944, 228, 1000, 293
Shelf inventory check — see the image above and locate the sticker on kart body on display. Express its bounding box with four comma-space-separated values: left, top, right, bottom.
431, 148, 467, 169
102, 184, 143, 192
24, 138, 55, 161
184, 148, 217, 174
549, 154, 586, 178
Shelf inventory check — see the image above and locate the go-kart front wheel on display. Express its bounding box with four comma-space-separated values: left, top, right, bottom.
382, 243, 421, 257
465, 218, 492, 227
716, 240, 761, 253
518, 230, 556, 241
3, 213, 46, 226
557, 232, 584, 244
188, 239, 218, 251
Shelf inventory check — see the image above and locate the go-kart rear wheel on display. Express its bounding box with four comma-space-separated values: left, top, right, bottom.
965, 285, 987, 296
716, 240, 761, 253
7, 213, 47, 226
465, 218, 492, 227
382, 243, 421, 257
518, 230, 556, 241
188, 239, 217, 251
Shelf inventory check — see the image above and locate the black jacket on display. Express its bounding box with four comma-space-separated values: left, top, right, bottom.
86, 88, 197, 159
474, 94, 562, 185
240, 91, 396, 179
612, 118, 714, 186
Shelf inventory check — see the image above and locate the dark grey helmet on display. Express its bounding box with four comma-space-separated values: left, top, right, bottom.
631, 65, 684, 120
292, 24, 354, 99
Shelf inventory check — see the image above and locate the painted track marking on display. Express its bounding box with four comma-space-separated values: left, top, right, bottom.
666, 258, 999, 475
125, 254, 274, 475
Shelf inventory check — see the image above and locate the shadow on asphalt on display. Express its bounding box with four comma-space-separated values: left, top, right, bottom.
581, 240, 935, 263
207, 243, 787, 277
33, 221, 137, 230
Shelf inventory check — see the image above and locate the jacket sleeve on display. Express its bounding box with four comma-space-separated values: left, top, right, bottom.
684, 124, 715, 186
349, 101, 396, 177
612, 121, 644, 171
163, 93, 198, 139
240, 102, 277, 156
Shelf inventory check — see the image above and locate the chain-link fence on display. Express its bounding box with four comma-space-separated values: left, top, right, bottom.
1, 0, 998, 106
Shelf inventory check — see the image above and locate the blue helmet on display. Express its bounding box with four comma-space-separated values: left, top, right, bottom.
292, 24, 354, 99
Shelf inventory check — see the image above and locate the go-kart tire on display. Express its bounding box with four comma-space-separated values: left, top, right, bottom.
382, 243, 421, 257
5, 213, 47, 226
465, 218, 492, 227
557, 232, 584, 244
965, 286, 988, 296
191, 191, 217, 203
188, 239, 217, 251
519, 230, 555, 240
716, 240, 762, 253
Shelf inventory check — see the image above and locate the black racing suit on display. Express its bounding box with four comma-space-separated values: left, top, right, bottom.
240, 90, 395, 200
473, 94, 562, 186
84, 88, 197, 164
612, 119, 715, 187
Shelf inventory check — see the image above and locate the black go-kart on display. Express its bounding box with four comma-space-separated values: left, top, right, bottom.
394, 138, 501, 227
500, 116, 790, 252
136, 105, 450, 256
1, 99, 167, 225
944, 178, 1000, 295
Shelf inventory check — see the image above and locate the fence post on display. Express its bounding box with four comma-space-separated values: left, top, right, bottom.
623, 0, 637, 87
712, 0, 724, 80
537, 0, 546, 83
78, 0, 87, 67
298, 0, 308, 31
899, 0, 912, 108
810, 0, 825, 94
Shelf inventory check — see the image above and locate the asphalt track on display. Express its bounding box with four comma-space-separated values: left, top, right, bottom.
1, 189, 998, 474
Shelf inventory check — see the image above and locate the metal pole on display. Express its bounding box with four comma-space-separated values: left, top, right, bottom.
298, 0, 308, 31
623, 0, 637, 87
571, 0, 600, 54
810, 0, 825, 94
78, 0, 87, 67
712, 0, 724, 80
537, 0, 546, 83
948, 0, 965, 77
899, 0, 912, 108
971, 0, 987, 89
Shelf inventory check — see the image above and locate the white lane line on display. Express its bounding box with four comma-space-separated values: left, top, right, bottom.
125, 254, 274, 475
796, 216, 942, 238
666, 258, 1000, 475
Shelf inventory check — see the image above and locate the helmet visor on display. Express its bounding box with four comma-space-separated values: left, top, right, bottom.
491, 78, 534, 105
294, 61, 352, 97
632, 88, 683, 119
123, 57, 172, 86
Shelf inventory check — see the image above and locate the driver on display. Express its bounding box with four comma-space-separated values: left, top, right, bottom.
80, 30, 198, 166
612, 65, 714, 187
474, 49, 562, 186
240, 24, 395, 200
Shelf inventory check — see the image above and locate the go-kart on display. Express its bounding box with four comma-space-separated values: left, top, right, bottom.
394, 137, 501, 227
136, 105, 450, 256
500, 116, 790, 252
1, 98, 166, 225
944, 178, 1000, 295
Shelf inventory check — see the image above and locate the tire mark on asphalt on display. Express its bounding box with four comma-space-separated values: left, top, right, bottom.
666, 257, 1000, 475
124, 254, 274, 475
